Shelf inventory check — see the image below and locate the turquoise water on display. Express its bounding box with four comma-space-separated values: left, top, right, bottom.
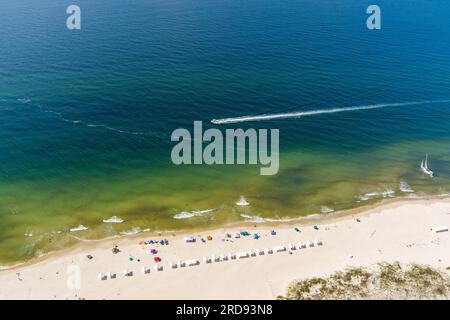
0, 0, 450, 263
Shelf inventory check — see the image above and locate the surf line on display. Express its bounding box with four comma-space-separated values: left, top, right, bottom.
211, 99, 450, 124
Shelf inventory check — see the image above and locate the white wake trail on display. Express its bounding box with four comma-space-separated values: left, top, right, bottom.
211, 99, 450, 124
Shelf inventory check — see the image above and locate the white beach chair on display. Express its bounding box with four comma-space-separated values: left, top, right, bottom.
248, 250, 255, 257
288, 243, 296, 251
273, 245, 286, 252
220, 254, 228, 261
314, 239, 323, 246
214, 255, 221, 262
169, 262, 178, 269
178, 260, 186, 268
264, 248, 273, 254
228, 252, 236, 260
307, 240, 314, 247
107, 272, 116, 279
297, 241, 306, 249
154, 263, 163, 271
203, 256, 212, 264
254, 249, 261, 256
258, 248, 265, 255
233, 232, 241, 239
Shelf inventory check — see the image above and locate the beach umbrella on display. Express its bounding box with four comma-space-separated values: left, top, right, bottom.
313, 225, 319, 230
154, 257, 161, 262
294, 227, 300, 232
270, 230, 276, 235
207, 235, 213, 240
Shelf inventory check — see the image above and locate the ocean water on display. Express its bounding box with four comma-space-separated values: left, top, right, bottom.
1, 0, 450, 264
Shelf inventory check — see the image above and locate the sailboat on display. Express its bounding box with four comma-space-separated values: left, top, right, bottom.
420, 154, 434, 178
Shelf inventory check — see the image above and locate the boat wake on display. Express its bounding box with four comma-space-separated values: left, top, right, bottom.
39, 106, 147, 136
211, 99, 450, 124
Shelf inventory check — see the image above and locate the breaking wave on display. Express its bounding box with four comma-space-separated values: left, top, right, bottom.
173, 209, 215, 219
211, 99, 450, 124
359, 187, 395, 201
399, 181, 415, 193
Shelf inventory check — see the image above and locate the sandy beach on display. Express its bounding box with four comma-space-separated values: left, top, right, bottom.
0, 196, 449, 300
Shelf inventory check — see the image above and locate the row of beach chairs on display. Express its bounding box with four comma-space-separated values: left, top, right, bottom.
98, 240, 322, 280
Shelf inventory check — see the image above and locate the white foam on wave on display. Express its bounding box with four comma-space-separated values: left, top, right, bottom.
399, 181, 415, 193
240, 214, 291, 223
211, 99, 450, 124
120, 227, 141, 235
103, 216, 124, 223
173, 209, 214, 219
69, 224, 88, 232
236, 196, 250, 206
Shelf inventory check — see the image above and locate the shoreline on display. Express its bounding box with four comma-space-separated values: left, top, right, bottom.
2, 193, 449, 271
1, 194, 449, 299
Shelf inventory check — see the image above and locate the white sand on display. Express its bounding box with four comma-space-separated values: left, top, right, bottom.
0, 197, 449, 300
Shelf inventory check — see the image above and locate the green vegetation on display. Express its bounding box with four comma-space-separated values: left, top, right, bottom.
279, 263, 450, 300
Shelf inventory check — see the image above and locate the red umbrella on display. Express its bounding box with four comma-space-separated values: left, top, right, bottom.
154, 257, 161, 262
